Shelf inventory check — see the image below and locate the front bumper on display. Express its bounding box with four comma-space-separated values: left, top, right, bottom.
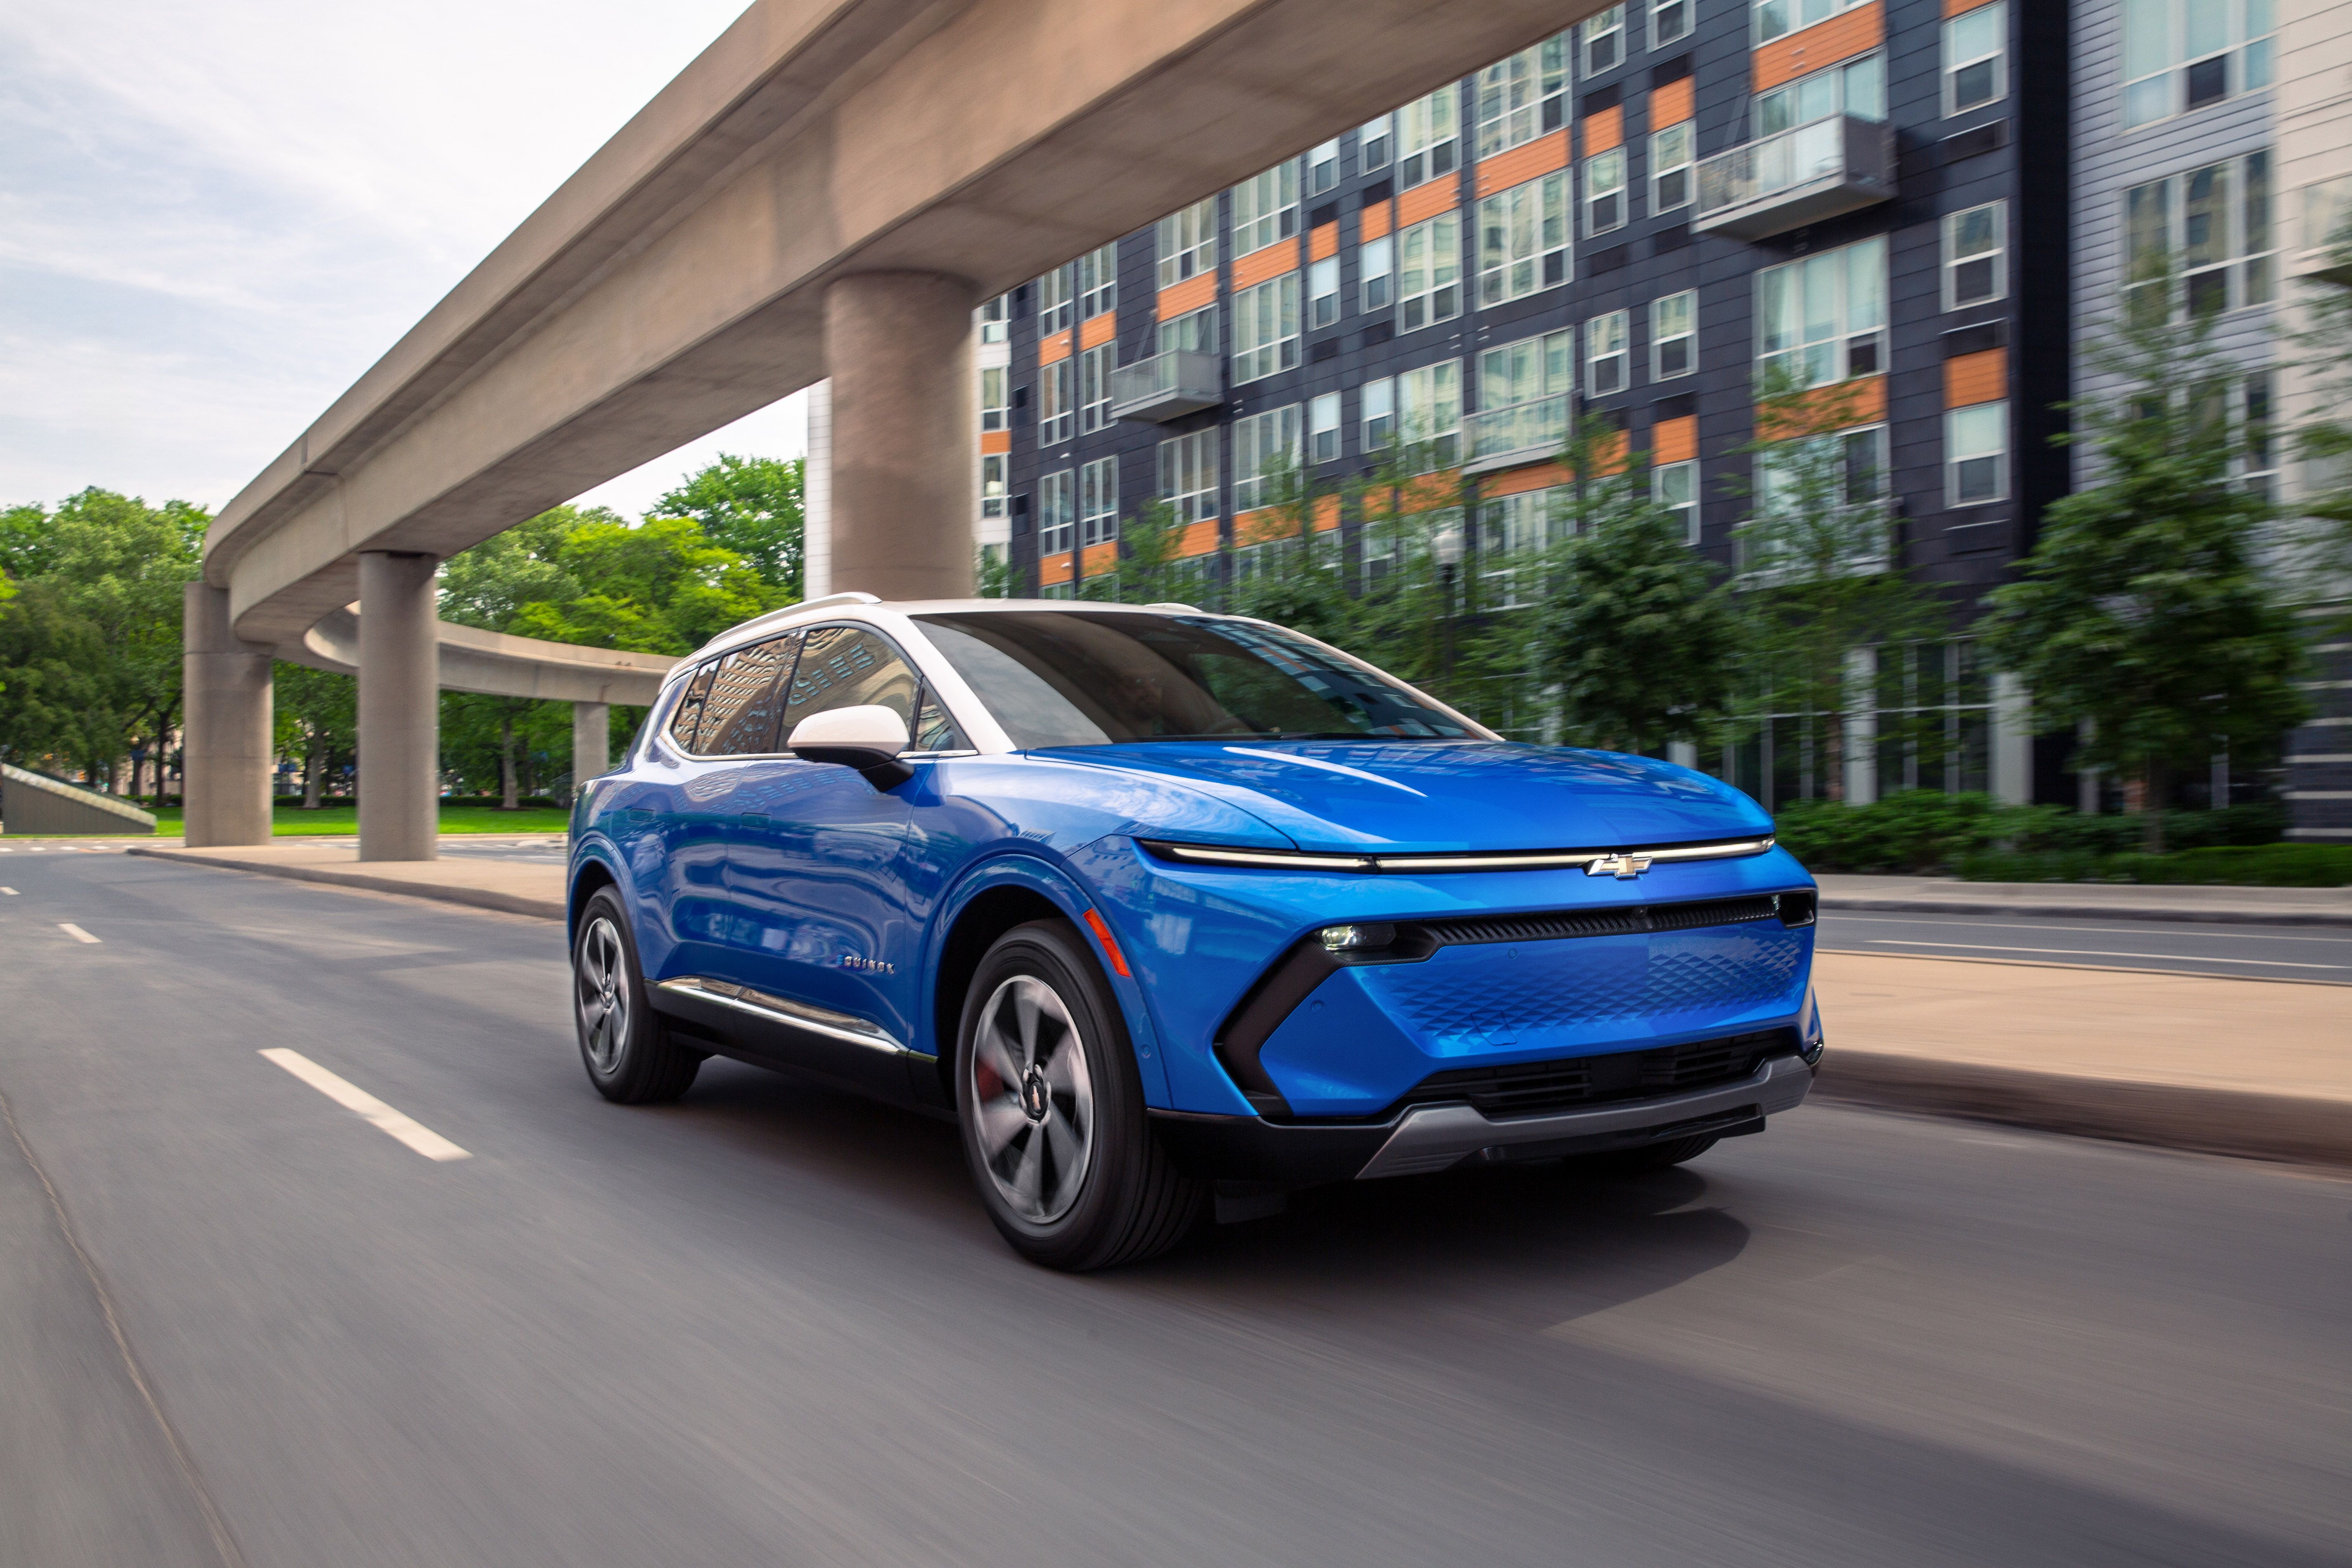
1151, 1052, 1817, 1185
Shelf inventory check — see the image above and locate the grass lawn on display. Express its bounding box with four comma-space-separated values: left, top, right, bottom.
132, 802, 572, 837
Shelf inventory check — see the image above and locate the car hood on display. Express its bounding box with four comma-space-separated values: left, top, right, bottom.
1036, 740, 1771, 853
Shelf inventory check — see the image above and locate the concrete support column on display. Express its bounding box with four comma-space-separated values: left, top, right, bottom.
1992, 673, 2033, 805
1843, 647, 1878, 806
573, 702, 611, 799
824, 273, 975, 598
181, 582, 274, 846
357, 551, 440, 862
803, 378, 834, 600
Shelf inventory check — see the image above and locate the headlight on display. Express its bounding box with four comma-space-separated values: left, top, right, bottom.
1319, 922, 1396, 951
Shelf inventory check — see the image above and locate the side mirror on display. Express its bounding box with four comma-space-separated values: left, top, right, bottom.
787, 705, 915, 789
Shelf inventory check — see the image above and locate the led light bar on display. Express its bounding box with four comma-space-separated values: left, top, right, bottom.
1139, 837, 1776, 874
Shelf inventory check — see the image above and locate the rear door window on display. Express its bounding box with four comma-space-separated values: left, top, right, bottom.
694, 634, 802, 756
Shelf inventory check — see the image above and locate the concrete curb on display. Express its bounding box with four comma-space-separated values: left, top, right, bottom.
1814, 1050, 2352, 1169
1818, 894, 2352, 928
125, 846, 566, 922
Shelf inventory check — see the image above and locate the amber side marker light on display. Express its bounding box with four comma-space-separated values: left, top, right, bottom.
1081, 908, 1131, 977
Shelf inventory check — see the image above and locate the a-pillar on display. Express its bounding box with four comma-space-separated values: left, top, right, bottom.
357, 551, 439, 861
182, 582, 274, 846
573, 702, 610, 799
824, 273, 975, 598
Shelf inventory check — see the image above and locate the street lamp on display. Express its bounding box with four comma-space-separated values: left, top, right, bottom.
1432, 520, 1465, 685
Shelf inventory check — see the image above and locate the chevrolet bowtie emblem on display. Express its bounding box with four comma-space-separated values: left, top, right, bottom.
1586, 852, 1654, 879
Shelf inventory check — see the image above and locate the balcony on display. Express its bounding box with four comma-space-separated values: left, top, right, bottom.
1462, 393, 1570, 475
1108, 348, 1222, 423
1693, 116, 1895, 243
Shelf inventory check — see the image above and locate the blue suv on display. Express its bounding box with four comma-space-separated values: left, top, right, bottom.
568, 594, 1821, 1269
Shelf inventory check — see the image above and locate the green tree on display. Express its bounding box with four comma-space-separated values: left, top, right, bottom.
649, 453, 804, 596
274, 664, 357, 807
1534, 418, 1736, 753
1983, 294, 2308, 850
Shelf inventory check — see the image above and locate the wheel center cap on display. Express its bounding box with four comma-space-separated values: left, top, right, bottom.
1020, 1069, 1051, 1122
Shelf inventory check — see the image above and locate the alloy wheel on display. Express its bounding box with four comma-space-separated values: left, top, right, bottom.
576, 916, 630, 1074
968, 974, 1096, 1224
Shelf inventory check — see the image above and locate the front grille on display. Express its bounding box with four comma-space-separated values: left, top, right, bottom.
1389, 1027, 1797, 1120
1417, 894, 1793, 948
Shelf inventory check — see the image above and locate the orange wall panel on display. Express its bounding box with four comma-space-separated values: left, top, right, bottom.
1313, 494, 1340, 532
1078, 310, 1116, 349
1944, 0, 1998, 12
1474, 129, 1570, 198
1582, 105, 1624, 155
1651, 415, 1697, 465
1156, 272, 1216, 321
1360, 200, 1392, 240
1754, 2, 1884, 92
1483, 460, 1570, 498
1038, 554, 1073, 587
1175, 520, 1221, 558
1649, 77, 1694, 128
1944, 348, 2008, 408
1081, 542, 1119, 578
1231, 237, 1300, 292
979, 430, 1011, 455
1308, 222, 1338, 262
1037, 328, 1072, 366
1397, 179, 1458, 228
1755, 375, 1889, 439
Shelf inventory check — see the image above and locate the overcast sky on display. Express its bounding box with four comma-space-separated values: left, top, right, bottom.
0, 0, 805, 522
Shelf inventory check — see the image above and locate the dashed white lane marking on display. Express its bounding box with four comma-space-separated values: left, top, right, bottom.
59, 923, 99, 944
258, 1048, 471, 1162
1866, 938, 2345, 970
0, 887, 16, 895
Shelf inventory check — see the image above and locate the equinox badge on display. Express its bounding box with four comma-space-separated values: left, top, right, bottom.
1586, 853, 1654, 879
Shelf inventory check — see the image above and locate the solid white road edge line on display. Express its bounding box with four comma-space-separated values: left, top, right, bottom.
257, 1048, 472, 1162
59, 923, 99, 943
1864, 939, 2345, 969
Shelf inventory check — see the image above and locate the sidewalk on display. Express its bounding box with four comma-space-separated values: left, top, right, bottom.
129, 842, 2351, 1167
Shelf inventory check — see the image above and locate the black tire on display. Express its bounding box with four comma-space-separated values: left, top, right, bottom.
572, 886, 700, 1104
1568, 1133, 1719, 1176
954, 921, 1204, 1270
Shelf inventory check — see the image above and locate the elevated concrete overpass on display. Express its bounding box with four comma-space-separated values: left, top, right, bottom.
188, 0, 1605, 855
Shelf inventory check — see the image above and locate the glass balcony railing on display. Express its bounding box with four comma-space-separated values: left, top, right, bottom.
1463, 394, 1570, 474
1693, 116, 1895, 243
1108, 349, 1222, 423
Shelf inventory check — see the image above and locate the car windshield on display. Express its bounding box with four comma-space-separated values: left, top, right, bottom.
912, 612, 1478, 748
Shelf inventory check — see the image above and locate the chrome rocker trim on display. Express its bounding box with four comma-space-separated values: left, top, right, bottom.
655, 977, 928, 1059
1142, 836, 1776, 875
1353, 1053, 1815, 1180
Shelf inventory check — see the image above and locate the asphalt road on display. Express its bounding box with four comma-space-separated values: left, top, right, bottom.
1816, 909, 2352, 982
2, 853, 2347, 1568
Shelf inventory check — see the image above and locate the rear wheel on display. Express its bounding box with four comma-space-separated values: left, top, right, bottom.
1569, 1133, 1719, 1176
573, 886, 700, 1104
955, 921, 1203, 1270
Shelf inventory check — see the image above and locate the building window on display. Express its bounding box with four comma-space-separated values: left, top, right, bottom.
2239, 371, 2277, 498
1474, 329, 1573, 460
1310, 255, 1341, 328
1076, 243, 1117, 319
1156, 198, 1218, 287
1157, 306, 1216, 355
1398, 213, 1462, 331
1233, 273, 1302, 383
1478, 172, 1570, 305
1081, 456, 1119, 546
1234, 406, 1302, 511
1587, 310, 1631, 397
1943, 203, 2006, 310
1079, 344, 1115, 433
1477, 489, 1559, 608
1037, 265, 1073, 335
2127, 153, 2276, 319
1946, 401, 2008, 507
1581, 5, 1626, 76
1754, 0, 1869, 46
1758, 53, 1886, 134
1231, 160, 1300, 255
1651, 290, 1696, 379
1651, 122, 1694, 212
1039, 359, 1074, 445
1308, 138, 1341, 195
1359, 113, 1393, 172
1655, 459, 1700, 545
979, 295, 1009, 344
1398, 85, 1459, 189
980, 367, 1007, 432
1158, 427, 1220, 523
1651, 0, 1692, 48
1362, 378, 1395, 450
1756, 236, 1888, 385
1040, 468, 1076, 555
1311, 392, 1342, 465
980, 454, 1007, 519
1943, 0, 2007, 116
1400, 360, 1462, 467
1585, 149, 1628, 234
1360, 235, 1394, 313
1759, 425, 1888, 514
2122, 0, 2275, 129
1475, 35, 1568, 158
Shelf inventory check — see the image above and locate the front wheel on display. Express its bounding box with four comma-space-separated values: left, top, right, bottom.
955, 921, 1203, 1270
573, 886, 700, 1104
